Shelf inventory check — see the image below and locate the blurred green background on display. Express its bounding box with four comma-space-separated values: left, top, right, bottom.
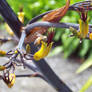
1, 0, 92, 59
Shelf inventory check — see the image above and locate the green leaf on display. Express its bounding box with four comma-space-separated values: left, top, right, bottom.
80, 76, 92, 92
79, 40, 90, 58
76, 58, 92, 73
62, 31, 80, 58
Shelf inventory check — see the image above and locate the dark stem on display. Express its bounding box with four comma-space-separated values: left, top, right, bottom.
26, 22, 79, 35
28, 10, 54, 24
0, 0, 72, 92
15, 58, 39, 72
0, 0, 22, 37
16, 73, 47, 82
25, 21, 92, 34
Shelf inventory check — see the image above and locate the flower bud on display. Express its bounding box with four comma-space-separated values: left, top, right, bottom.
4, 73, 16, 88
0, 65, 6, 71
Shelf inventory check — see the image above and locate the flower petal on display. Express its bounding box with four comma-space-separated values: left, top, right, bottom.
33, 41, 53, 61
79, 17, 89, 38
8, 73, 16, 88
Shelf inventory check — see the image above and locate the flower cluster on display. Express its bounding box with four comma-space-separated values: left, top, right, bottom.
70, 7, 92, 41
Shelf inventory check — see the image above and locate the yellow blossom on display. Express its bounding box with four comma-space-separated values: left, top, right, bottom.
18, 12, 24, 23
89, 33, 92, 40
0, 65, 6, 71
0, 50, 6, 56
79, 17, 89, 38
7, 73, 16, 88
33, 41, 53, 61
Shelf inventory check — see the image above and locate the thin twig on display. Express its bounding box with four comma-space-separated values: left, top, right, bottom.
16, 73, 47, 82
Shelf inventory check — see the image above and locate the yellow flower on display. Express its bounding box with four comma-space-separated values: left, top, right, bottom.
7, 73, 16, 88
33, 41, 53, 61
70, 15, 89, 40
89, 33, 92, 40
0, 65, 6, 71
0, 50, 6, 56
79, 17, 89, 38
18, 12, 24, 23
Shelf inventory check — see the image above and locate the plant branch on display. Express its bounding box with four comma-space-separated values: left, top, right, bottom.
25, 21, 92, 34
16, 58, 39, 72
16, 73, 48, 82
25, 22, 79, 34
